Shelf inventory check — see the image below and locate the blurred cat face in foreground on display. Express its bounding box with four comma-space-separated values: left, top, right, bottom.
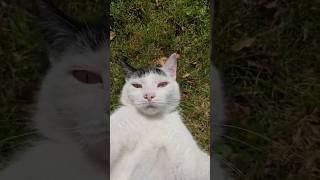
34, 0, 108, 163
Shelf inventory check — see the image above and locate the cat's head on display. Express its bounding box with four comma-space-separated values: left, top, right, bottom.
34, 0, 108, 163
118, 54, 180, 116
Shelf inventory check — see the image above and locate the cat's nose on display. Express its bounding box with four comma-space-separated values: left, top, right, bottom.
144, 93, 155, 102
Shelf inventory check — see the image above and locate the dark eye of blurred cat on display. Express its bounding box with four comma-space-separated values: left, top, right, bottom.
71, 69, 103, 84
132, 83, 142, 88
157, 82, 168, 88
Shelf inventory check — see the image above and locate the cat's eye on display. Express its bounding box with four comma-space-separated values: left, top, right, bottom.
157, 82, 168, 88
71, 69, 103, 84
132, 83, 142, 88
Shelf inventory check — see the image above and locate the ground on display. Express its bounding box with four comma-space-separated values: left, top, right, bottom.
214, 0, 320, 179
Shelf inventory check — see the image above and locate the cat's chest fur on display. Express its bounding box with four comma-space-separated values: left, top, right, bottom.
111, 106, 209, 180
111, 106, 195, 156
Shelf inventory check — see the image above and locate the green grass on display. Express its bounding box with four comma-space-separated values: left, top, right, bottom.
1, 0, 319, 179
214, 0, 320, 179
110, 0, 210, 151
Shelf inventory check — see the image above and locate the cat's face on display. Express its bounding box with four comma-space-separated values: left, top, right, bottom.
119, 54, 180, 116
34, 0, 108, 164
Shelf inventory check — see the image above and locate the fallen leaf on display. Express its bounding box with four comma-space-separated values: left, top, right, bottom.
230, 102, 251, 121
247, 60, 272, 74
265, 1, 277, 9
183, 73, 190, 78
231, 37, 256, 52
110, 31, 116, 40
156, 57, 167, 66
271, 7, 287, 27
176, 53, 181, 59
257, 0, 269, 5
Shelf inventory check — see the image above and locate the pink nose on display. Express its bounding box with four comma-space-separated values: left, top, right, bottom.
144, 94, 155, 102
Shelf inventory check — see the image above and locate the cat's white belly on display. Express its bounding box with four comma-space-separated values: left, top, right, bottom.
0, 141, 106, 180
110, 106, 211, 180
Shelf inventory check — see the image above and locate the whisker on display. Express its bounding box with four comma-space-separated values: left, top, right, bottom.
213, 123, 281, 146
222, 124, 274, 143
0, 126, 94, 145
221, 135, 265, 153
215, 154, 245, 177
213, 123, 304, 159
0, 131, 39, 145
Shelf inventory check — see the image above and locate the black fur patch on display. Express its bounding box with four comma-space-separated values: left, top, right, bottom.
75, 25, 108, 51
36, 0, 107, 56
129, 68, 167, 79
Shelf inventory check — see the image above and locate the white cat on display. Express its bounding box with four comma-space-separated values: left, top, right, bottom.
0, 1, 108, 179
110, 53, 233, 180
110, 53, 209, 180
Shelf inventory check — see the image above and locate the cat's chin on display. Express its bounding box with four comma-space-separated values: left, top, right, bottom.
138, 106, 163, 117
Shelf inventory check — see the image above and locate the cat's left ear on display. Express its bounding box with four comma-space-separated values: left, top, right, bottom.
162, 53, 177, 80
117, 57, 137, 80
36, 0, 81, 59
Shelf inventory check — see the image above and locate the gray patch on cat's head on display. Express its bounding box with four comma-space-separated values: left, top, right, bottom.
36, 0, 107, 59
117, 57, 167, 80
130, 68, 167, 79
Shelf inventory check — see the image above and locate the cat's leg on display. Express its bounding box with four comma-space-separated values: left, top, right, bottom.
110, 134, 121, 167
130, 146, 171, 180
110, 114, 127, 170
111, 142, 159, 180
179, 150, 210, 180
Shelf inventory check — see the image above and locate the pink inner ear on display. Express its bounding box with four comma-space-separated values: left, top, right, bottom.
163, 53, 177, 79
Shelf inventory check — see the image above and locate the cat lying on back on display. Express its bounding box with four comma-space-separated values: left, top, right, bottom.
0, 0, 108, 179
111, 54, 211, 180
110, 53, 232, 179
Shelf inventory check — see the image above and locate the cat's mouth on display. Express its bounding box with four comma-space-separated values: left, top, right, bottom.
139, 103, 161, 115
145, 104, 156, 109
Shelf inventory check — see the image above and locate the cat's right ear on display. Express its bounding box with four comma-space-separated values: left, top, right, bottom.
162, 53, 177, 80
36, 0, 81, 61
117, 57, 136, 80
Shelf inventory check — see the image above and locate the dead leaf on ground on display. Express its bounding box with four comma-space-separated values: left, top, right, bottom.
265, 1, 278, 8
247, 60, 272, 74
156, 57, 167, 66
110, 31, 116, 40
271, 7, 288, 27
183, 73, 190, 78
155, 52, 181, 66
230, 102, 251, 121
175, 51, 181, 59
231, 37, 256, 52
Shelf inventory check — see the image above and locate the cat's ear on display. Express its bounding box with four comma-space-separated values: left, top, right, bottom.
117, 57, 136, 80
36, 0, 81, 58
162, 53, 177, 79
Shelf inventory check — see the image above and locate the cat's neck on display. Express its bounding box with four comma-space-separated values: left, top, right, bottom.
119, 104, 178, 120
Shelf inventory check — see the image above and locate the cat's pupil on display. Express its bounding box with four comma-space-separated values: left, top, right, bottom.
157, 82, 168, 88
132, 83, 142, 88
71, 69, 102, 84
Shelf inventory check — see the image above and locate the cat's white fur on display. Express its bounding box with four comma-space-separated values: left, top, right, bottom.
0, 46, 108, 179
111, 54, 210, 180
0, 1, 109, 178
